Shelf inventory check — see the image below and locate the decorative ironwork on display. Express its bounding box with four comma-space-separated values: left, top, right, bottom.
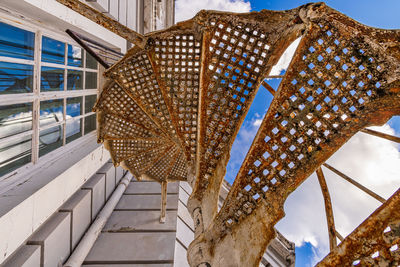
58, 0, 400, 266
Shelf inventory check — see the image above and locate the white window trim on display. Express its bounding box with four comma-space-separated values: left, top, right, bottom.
0, 12, 101, 180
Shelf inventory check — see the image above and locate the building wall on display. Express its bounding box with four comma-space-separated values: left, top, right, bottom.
2, 162, 127, 266
87, 0, 144, 34
0, 0, 151, 263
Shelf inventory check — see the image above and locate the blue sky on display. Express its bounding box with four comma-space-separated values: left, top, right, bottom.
174, 0, 400, 266
250, 0, 400, 29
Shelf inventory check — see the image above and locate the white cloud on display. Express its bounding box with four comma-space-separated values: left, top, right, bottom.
269, 37, 301, 76
275, 124, 400, 264
175, 0, 251, 23
253, 119, 262, 127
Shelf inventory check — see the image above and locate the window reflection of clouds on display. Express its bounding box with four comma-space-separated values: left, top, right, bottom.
0, 103, 33, 176
40, 99, 63, 127
68, 44, 83, 67
67, 97, 82, 118
0, 103, 32, 139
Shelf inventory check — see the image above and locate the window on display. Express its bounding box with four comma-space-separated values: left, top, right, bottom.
0, 21, 99, 177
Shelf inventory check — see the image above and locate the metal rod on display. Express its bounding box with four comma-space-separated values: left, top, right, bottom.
361, 128, 400, 143
63, 173, 132, 267
318, 188, 400, 266
73, 31, 124, 57
66, 29, 110, 69
56, 0, 146, 47
316, 167, 337, 251
265, 75, 284, 79
323, 163, 386, 203
335, 230, 344, 242
261, 81, 276, 96
160, 181, 167, 223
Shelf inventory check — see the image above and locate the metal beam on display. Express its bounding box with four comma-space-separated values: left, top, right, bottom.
361, 128, 400, 144
66, 29, 110, 68
323, 163, 386, 203
317, 188, 400, 266
56, 0, 147, 48
262, 81, 276, 96
316, 167, 337, 251
160, 181, 167, 223
335, 230, 344, 242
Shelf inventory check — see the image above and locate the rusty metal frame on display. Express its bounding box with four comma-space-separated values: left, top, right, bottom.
316, 167, 337, 251
57, 0, 400, 266
323, 163, 386, 203
317, 188, 400, 266
361, 127, 400, 143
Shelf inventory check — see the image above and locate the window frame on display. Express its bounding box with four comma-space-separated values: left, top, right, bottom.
0, 14, 99, 180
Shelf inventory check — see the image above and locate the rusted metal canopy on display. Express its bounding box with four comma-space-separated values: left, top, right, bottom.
58, 0, 400, 266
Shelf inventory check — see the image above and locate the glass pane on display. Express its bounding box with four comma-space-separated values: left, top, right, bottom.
85, 72, 97, 89
85, 52, 98, 69
0, 134, 32, 177
0, 22, 34, 60
84, 114, 96, 134
67, 97, 82, 118
85, 95, 97, 113
40, 99, 63, 127
41, 67, 64, 92
67, 70, 83, 90
1, 102, 33, 176
39, 125, 63, 157
66, 118, 82, 143
42, 36, 65, 64
0, 62, 33, 94
67, 44, 83, 67
0, 103, 32, 139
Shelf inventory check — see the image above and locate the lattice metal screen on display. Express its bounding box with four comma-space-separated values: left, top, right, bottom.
58, 0, 400, 266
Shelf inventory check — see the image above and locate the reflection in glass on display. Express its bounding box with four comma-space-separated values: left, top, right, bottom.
0, 102, 33, 176
68, 44, 83, 67
0, 22, 34, 60
0, 62, 33, 94
85, 72, 97, 89
84, 114, 96, 134
66, 118, 82, 143
40, 99, 63, 127
67, 97, 82, 118
0, 103, 32, 139
39, 125, 63, 157
42, 36, 65, 64
0, 134, 32, 177
67, 70, 83, 90
41, 67, 64, 92
85, 52, 98, 69
85, 95, 97, 113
